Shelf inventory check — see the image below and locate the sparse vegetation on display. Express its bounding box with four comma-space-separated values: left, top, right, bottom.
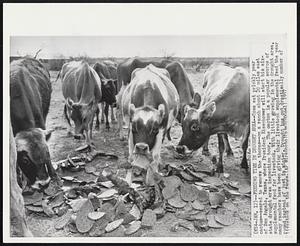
10, 56, 249, 71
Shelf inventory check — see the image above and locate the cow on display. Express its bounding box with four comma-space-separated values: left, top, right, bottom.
93, 62, 117, 129
164, 61, 199, 122
61, 61, 102, 145
116, 58, 172, 139
116, 57, 172, 92
102, 59, 118, 67
10, 123, 33, 237
10, 58, 57, 190
176, 63, 250, 174
119, 64, 179, 172
166, 61, 233, 157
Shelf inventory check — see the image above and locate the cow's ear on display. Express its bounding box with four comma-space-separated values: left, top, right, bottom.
201, 101, 216, 120
193, 92, 201, 108
43, 129, 54, 141
129, 104, 135, 119
87, 99, 94, 108
66, 97, 74, 108
113, 79, 118, 88
184, 104, 191, 115
158, 104, 165, 118
102, 79, 109, 86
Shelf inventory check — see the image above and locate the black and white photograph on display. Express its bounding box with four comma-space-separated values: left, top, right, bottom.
3, 3, 297, 243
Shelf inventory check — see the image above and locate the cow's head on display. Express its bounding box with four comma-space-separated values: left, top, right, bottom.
176, 100, 216, 154
102, 79, 117, 106
15, 128, 54, 189
129, 104, 165, 155
66, 98, 95, 137
177, 92, 202, 123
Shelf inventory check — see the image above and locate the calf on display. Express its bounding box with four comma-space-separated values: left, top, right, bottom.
61, 61, 102, 145
10, 123, 33, 237
93, 62, 117, 129
176, 63, 250, 173
10, 58, 57, 189
119, 64, 179, 172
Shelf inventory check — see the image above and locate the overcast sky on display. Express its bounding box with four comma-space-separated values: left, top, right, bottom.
10, 36, 252, 58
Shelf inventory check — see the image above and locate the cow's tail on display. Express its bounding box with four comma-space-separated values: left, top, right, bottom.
64, 104, 71, 126
54, 70, 61, 82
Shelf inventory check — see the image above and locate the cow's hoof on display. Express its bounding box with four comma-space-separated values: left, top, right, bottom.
127, 156, 134, 163
111, 119, 117, 124
210, 168, 215, 176
95, 125, 100, 131
101, 119, 105, 124
215, 165, 224, 174
241, 167, 249, 175
240, 160, 248, 170
202, 149, 211, 156
67, 131, 73, 137
226, 150, 234, 157
120, 135, 126, 141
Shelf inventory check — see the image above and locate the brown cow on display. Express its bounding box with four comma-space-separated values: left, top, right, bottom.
61, 61, 102, 145
93, 62, 117, 129
10, 58, 57, 189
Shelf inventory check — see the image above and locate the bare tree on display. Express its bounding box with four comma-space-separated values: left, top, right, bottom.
160, 49, 176, 59
34, 49, 42, 59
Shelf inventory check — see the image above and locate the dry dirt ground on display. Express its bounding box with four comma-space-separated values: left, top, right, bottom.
26, 70, 251, 237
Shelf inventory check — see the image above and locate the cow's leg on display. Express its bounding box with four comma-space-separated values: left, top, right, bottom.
84, 128, 91, 145
89, 117, 94, 140
10, 127, 33, 237
104, 103, 110, 130
166, 128, 171, 141
240, 124, 250, 172
101, 102, 105, 123
110, 105, 116, 123
216, 133, 225, 173
64, 104, 73, 136
118, 108, 125, 140
128, 124, 134, 163
222, 133, 234, 156
202, 137, 210, 156
95, 105, 100, 131
151, 129, 164, 173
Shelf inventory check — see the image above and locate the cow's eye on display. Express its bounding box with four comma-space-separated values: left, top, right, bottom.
191, 123, 200, 131
152, 127, 159, 134
23, 156, 30, 165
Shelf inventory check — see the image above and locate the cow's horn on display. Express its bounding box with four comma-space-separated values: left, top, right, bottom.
43, 129, 54, 141
66, 97, 74, 108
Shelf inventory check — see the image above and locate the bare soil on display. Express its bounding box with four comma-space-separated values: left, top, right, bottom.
25, 70, 251, 237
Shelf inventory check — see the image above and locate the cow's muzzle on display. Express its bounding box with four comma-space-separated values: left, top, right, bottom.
31, 176, 51, 190
176, 145, 193, 155
74, 134, 82, 140
134, 142, 150, 155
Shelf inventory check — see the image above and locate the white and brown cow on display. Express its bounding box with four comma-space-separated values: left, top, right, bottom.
61, 61, 102, 145
119, 64, 179, 172
177, 63, 250, 174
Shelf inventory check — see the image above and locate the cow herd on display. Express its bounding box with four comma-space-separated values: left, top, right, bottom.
9, 56, 250, 236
